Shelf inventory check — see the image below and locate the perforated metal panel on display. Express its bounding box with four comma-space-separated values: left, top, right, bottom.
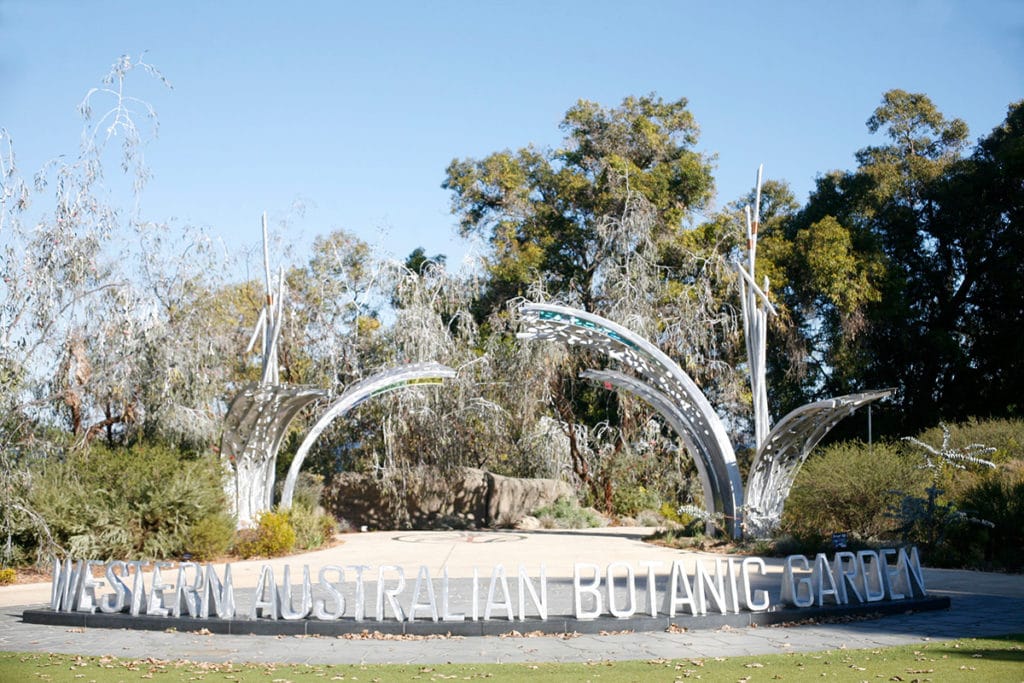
744, 389, 893, 537
221, 384, 327, 527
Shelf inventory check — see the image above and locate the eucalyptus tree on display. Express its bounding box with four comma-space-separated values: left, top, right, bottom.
775, 90, 1022, 430
444, 94, 715, 316
0, 56, 176, 563
282, 228, 389, 390
444, 95, 742, 511
937, 100, 1023, 420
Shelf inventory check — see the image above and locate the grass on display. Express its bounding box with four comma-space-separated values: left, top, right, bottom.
1, 634, 1021, 681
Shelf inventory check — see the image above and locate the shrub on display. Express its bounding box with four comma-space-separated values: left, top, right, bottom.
611, 484, 661, 518
658, 502, 688, 526
27, 442, 230, 561
186, 513, 236, 561
288, 503, 337, 550
781, 441, 928, 542
0, 568, 15, 585
913, 418, 1024, 462
646, 527, 706, 550
289, 472, 326, 511
908, 419, 1024, 501
635, 508, 667, 526
235, 509, 296, 558
943, 467, 1024, 571
533, 497, 604, 529
887, 420, 1014, 568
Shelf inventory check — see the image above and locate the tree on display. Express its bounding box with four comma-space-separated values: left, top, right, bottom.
444, 95, 732, 513
0, 56, 176, 564
774, 90, 1022, 431
404, 247, 446, 275
444, 94, 714, 315
282, 228, 387, 389
925, 101, 1024, 419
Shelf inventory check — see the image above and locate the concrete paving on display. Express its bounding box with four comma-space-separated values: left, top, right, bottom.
1, 528, 1022, 664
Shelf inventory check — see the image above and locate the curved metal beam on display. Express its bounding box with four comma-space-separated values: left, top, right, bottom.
581, 369, 737, 534
518, 303, 744, 537
280, 362, 456, 510
744, 389, 893, 537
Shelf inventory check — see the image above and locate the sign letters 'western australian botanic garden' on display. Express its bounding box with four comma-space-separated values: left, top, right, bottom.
43, 547, 929, 629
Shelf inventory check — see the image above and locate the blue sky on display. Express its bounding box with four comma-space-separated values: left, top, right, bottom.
3, 0, 1022, 273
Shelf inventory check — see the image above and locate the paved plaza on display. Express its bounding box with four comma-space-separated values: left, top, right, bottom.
1, 528, 1022, 664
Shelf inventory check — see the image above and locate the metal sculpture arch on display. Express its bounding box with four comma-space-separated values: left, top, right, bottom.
225, 188, 892, 537
580, 369, 731, 534
280, 362, 457, 511
222, 384, 328, 528
744, 389, 892, 537
515, 170, 892, 539
221, 217, 457, 527
518, 303, 745, 537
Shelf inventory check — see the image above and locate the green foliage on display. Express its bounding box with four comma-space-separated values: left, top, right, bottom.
288, 472, 327, 512
532, 496, 603, 529
887, 483, 988, 561
791, 215, 884, 315
782, 441, 928, 541
444, 94, 714, 313
185, 513, 236, 561
235, 509, 296, 559
658, 501, 691, 527
914, 418, 1024, 462
897, 421, 1024, 573
2, 637, 1024, 681
772, 93, 1024, 429
888, 421, 1001, 566
25, 442, 229, 561
765, 533, 830, 557
288, 503, 337, 551
610, 483, 661, 518
936, 465, 1024, 571
783, 419, 1023, 570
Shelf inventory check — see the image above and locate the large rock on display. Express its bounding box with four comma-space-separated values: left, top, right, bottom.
322, 467, 571, 530
486, 472, 573, 528
406, 466, 489, 528
324, 466, 489, 530
321, 471, 399, 530
515, 515, 541, 531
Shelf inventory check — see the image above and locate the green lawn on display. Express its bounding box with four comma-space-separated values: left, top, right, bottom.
1, 635, 1021, 681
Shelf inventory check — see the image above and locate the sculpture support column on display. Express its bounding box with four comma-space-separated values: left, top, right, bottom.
220, 384, 326, 528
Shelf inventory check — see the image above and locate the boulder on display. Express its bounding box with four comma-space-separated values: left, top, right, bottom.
321, 472, 397, 531
406, 466, 489, 528
515, 515, 541, 530
323, 467, 572, 530
487, 472, 573, 528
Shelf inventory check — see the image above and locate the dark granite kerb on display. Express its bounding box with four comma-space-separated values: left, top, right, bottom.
22, 595, 950, 637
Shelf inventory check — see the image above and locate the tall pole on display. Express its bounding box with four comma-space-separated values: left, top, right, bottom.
868, 404, 874, 452
260, 212, 279, 385
741, 165, 774, 450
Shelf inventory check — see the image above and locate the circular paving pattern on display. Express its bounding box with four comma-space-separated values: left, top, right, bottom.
392, 531, 527, 544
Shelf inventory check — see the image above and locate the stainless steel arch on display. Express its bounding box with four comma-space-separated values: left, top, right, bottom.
518, 303, 744, 538
280, 362, 456, 510
221, 384, 328, 528
744, 389, 893, 538
581, 369, 737, 534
